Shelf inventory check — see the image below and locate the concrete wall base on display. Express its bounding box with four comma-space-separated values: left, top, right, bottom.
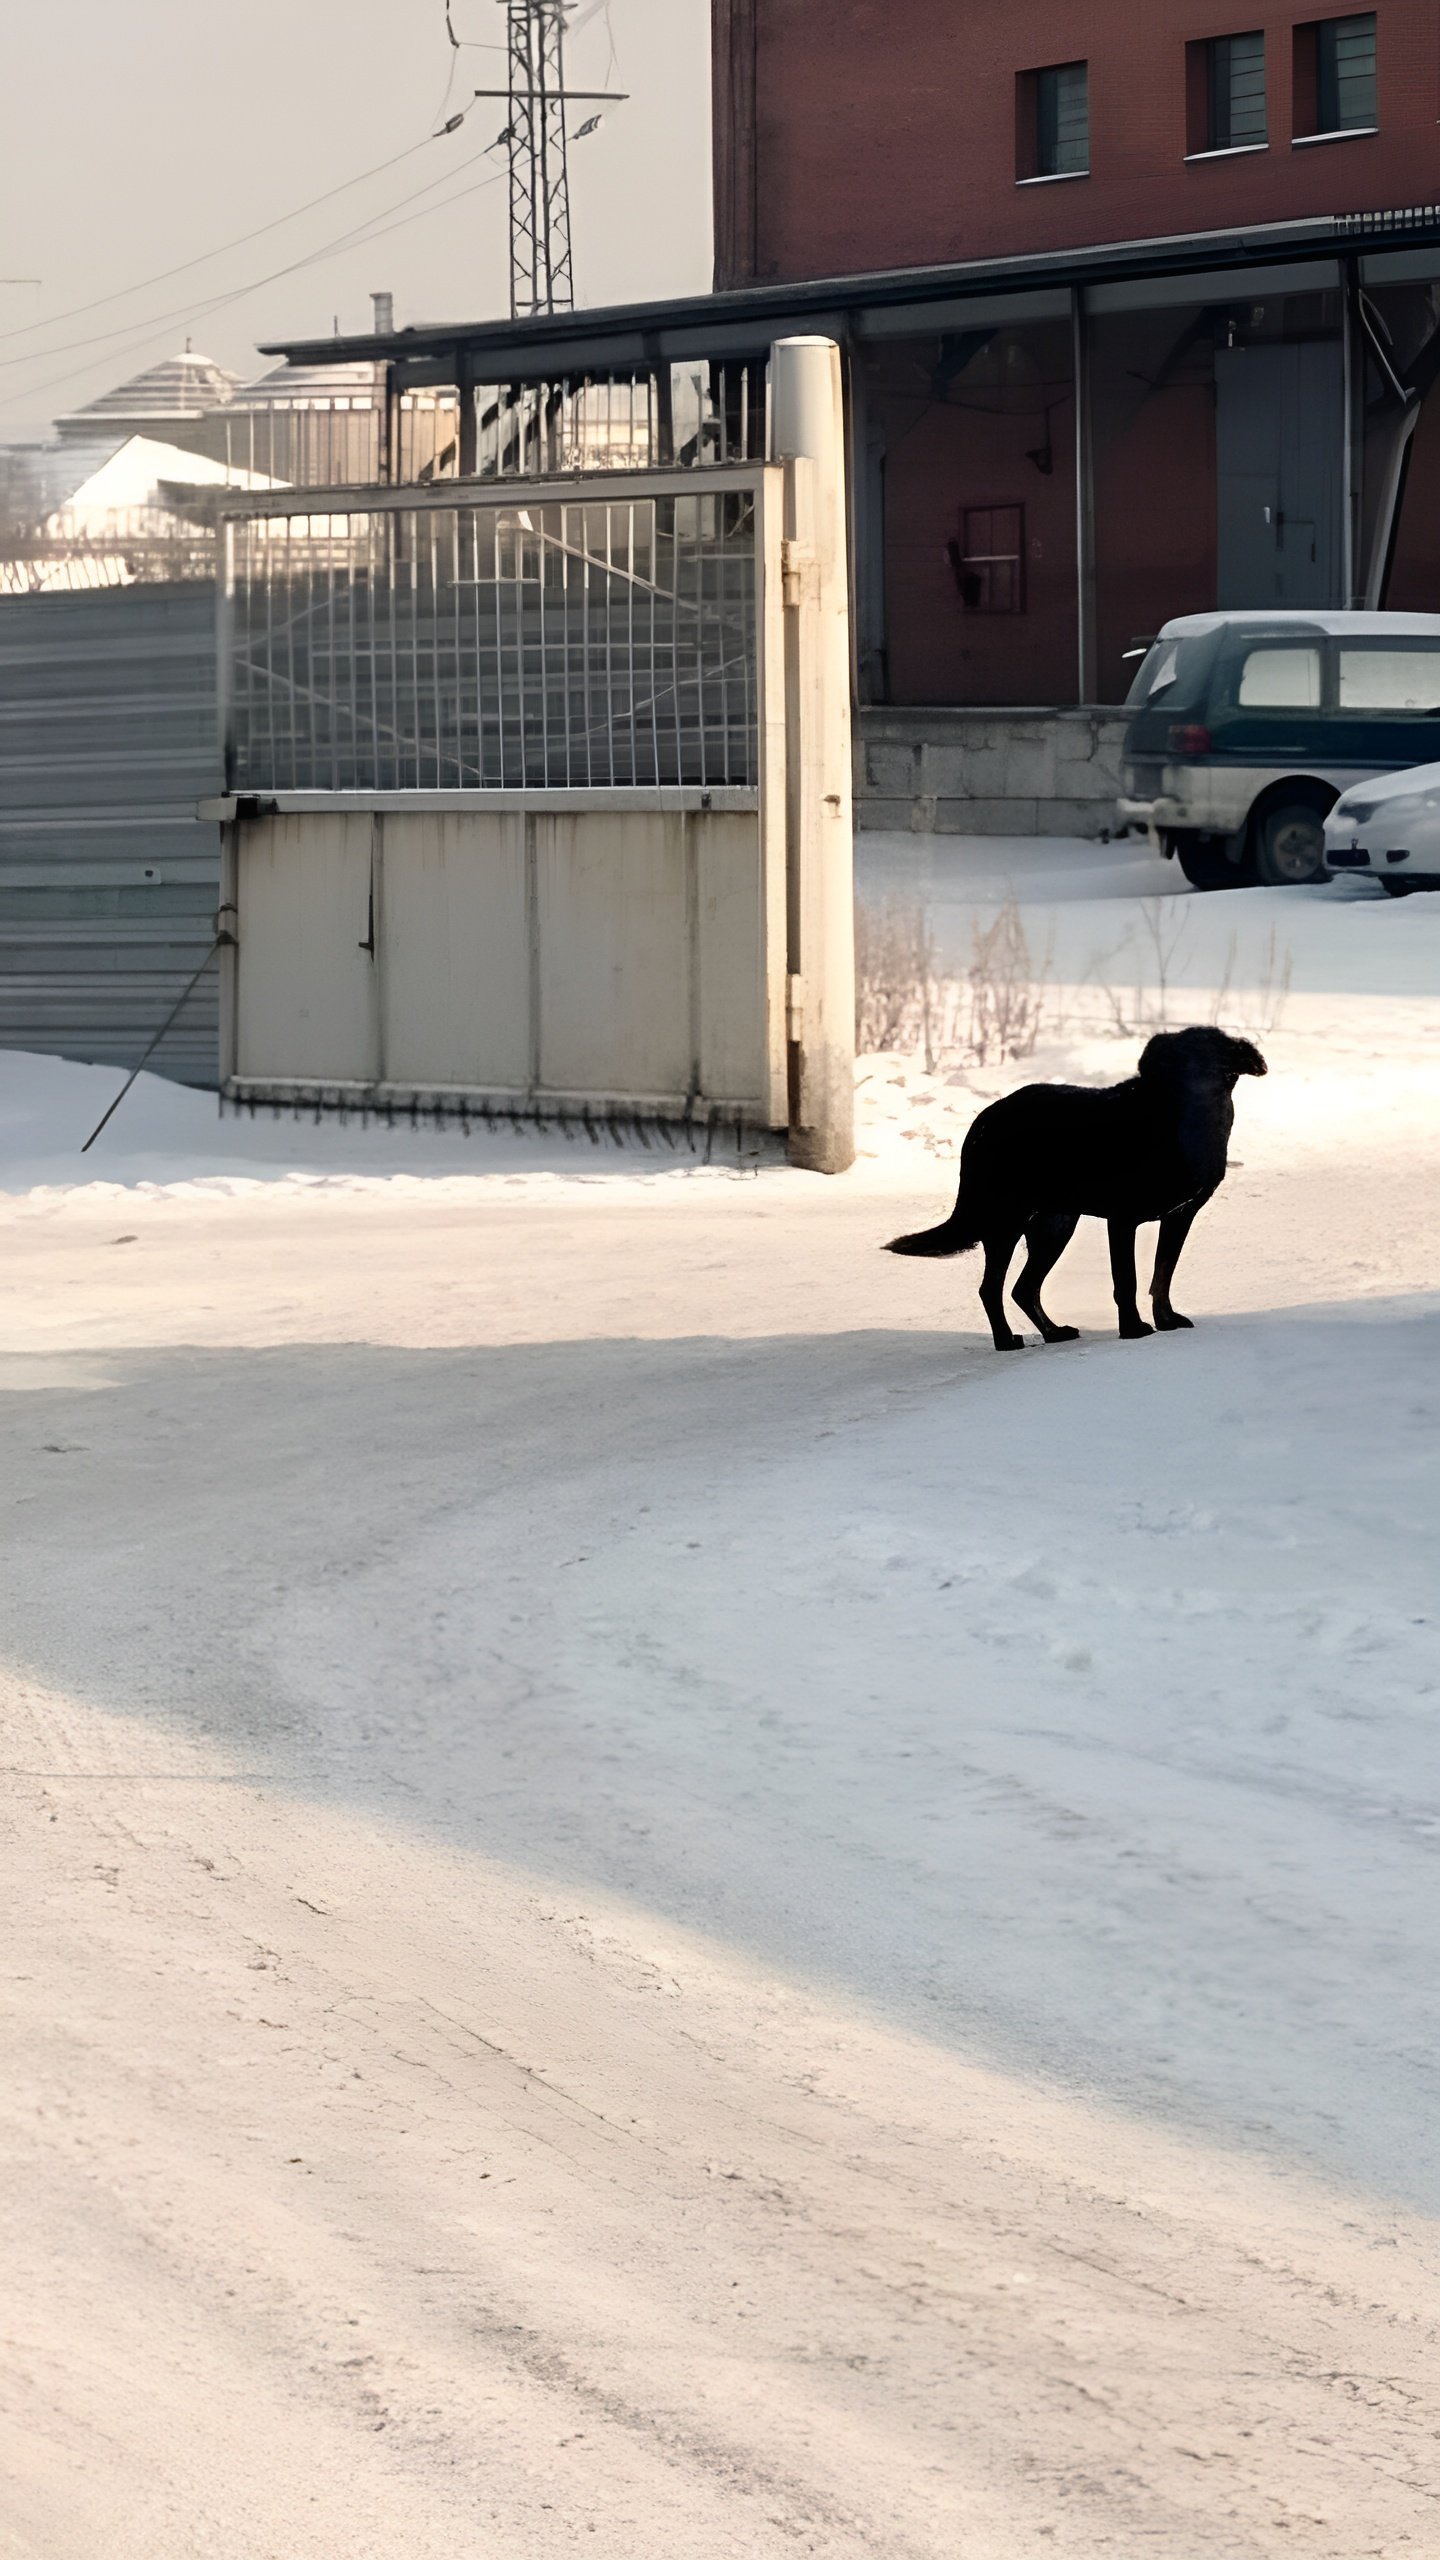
857, 706, 1131, 839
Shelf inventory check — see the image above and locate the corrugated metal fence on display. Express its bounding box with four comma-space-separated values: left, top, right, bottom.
0, 584, 221, 1088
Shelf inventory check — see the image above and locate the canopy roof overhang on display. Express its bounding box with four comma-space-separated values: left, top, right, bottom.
261, 204, 1440, 388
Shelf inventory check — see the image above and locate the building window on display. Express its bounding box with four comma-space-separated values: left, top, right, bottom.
1294, 13, 1377, 137
1017, 61, 1089, 180
1198, 31, 1268, 150
1317, 12, 1376, 127
949, 506, 1026, 612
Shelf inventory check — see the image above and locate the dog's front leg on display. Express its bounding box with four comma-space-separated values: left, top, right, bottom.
1108, 1220, 1153, 1339
1150, 1189, 1213, 1330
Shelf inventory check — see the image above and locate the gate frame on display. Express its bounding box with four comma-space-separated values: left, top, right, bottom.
205, 336, 855, 1169
210, 460, 789, 1140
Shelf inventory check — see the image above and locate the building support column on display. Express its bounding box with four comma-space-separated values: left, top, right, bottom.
1342, 258, 1362, 605
379, 363, 397, 486
711, 0, 758, 289
1073, 286, 1097, 705
1351, 278, 1440, 609
846, 345, 888, 706
458, 359, 478, 478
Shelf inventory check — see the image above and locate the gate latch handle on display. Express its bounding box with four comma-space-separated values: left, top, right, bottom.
781, 539, 815, 609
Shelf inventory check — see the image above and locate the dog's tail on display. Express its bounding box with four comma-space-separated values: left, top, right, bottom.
884, 1196, 983, 1258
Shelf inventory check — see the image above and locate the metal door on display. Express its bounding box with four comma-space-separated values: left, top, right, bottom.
1216, 342, 1343, 608
234, 811, 377, 1083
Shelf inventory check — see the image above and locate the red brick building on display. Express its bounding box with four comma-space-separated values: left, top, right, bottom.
714, 1, 1440, 713
274, 3, 1440, 812
713, 1, 1439, 287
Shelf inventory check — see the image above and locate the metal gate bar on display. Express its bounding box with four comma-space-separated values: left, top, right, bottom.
221, 472, 762, 796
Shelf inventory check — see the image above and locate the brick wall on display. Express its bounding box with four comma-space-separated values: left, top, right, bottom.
714, 1, 1440, 287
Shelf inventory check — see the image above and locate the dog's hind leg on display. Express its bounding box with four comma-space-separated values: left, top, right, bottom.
979, 1221, 1027, 1350
1150, 1189, 1213, 1330
1108, 1219, 1154, 1339
1012, 1212, 1080, 1343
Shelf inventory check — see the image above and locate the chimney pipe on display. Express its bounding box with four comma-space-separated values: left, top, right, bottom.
371, 290, 394, 335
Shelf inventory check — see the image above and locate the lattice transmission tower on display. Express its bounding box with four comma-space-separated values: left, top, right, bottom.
505, 1, 572, 319
472, 4, 624, 321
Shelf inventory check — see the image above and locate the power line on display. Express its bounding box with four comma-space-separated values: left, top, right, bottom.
0, 145, 498, 387
0, 160, 505, 419
430, 0, 510, 128
0, 130, 456, 353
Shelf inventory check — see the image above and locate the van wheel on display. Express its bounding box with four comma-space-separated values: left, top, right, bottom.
1172, 833, 1238, 891
1255, 799, 1330, 887
1380, 877, 1418, 896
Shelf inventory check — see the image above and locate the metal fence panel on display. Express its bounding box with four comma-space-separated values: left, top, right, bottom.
462, 361, 768, 479
0, 584, 221, 1088
224, 483, 760, 795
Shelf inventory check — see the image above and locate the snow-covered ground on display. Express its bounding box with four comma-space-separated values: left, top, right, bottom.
3, 845, 1438, 2557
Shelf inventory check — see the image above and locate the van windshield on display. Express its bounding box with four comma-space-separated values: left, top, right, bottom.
1124, 637, 1208, 709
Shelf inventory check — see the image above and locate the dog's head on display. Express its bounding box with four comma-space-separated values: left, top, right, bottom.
1138, 1026, 1268, 1090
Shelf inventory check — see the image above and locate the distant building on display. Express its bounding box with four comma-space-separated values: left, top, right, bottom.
266, 2, 1440, 762
0, 322, 456, 584
53, 350, 240, 446
0, 436, 281, 595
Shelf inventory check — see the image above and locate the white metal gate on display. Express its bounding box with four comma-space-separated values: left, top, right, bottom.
207, 338, 854, 1167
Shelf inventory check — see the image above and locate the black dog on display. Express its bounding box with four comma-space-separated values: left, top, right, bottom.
886, 1026, 1266, 1350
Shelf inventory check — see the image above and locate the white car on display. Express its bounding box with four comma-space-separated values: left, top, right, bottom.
1324, 761, 1440, 896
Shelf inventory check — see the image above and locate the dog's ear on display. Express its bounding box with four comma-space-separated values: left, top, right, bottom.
1229, 1036, 1268, 1078
1137, 1032, 1182, 1083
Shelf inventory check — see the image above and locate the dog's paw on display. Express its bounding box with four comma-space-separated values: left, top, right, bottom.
1153, 1308, 1194, 1332
1045, 1326, 1081, 1344
993, 1333, 1026, 1351
1118, 1318, 1155, 1340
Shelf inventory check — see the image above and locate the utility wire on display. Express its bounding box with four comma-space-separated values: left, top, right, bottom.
0, 132, 458, 352
0, 163, 506, 423
0, 146, 497, 388
80, 933, 229, 1153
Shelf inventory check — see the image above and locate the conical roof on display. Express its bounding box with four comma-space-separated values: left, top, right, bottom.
230, 357, 383, 408
54, 351, 241, 438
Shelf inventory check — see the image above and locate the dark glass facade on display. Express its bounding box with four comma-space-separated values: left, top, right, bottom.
856, 255, 1440, 709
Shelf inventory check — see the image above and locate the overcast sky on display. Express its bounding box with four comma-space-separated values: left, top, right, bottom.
0, 0, 712, 438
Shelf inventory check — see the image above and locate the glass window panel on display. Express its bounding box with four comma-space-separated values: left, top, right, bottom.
957, 504, 1025, 612
1134, 642, 1180, 699
1237, 645, 1322, 706
1124, 636, 1215, 707
1336, 645, 1440, 709
1316, 13, 1376, 131
1211, 32, 1267, 148
1036, 62, 1089, 175
862, 318, 1078, 704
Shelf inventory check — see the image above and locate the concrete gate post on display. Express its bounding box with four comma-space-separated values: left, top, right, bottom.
771, 336, 856, 1174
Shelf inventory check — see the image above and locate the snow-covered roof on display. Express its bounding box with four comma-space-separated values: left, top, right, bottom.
1159, 609, 1440, 639
43, 435, 283, 537
54, 352, 241, 436
229, 359, 383, 409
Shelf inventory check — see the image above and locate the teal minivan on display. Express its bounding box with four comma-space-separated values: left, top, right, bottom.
1117, 610, 1440, 889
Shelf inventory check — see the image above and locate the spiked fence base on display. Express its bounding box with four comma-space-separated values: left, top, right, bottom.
219, 1081, 779, 1163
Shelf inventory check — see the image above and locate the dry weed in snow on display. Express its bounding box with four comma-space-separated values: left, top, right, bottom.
858, 894, 1050, 1070
859, 889, 1296, 1078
